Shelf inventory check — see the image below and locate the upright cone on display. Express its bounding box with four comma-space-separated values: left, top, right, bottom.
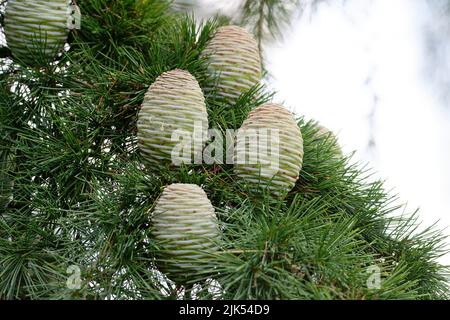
4, 0, 72, 65
313, 124, 343, 158
234, 103, 303, 198
202, 25, 262, 102
152, 184, 220, 285
137, 69, 208, 167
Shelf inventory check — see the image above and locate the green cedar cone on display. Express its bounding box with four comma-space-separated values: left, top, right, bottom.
234, 103, 304, 198
152, 183, 220, 285
4, 0, 71, 65
137, 69, 208, 167
202, 25, 262, 102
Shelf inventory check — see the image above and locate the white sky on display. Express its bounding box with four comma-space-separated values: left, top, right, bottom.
266, 0, 450, 264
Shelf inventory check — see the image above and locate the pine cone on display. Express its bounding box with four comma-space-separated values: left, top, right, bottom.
202, 25, 262, 102
313, 124, 343, 158
137, 69, 208, 167
4, 0, 70, 65
152, 183, 220, 285
234, 103, 304, 198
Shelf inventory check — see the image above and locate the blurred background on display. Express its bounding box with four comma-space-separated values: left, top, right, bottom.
176, 0, 450, 264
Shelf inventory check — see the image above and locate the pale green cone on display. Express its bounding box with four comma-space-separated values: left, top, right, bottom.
0, 151, 15, 210
152, 183, 220, 285
137, 69, 208, 167
234, 103, 304, 198
4, 0, 71, 65
313, 124, 343, 158
202, 25, 262, 102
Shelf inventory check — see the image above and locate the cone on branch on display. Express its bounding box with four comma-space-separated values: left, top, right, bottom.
137, 69, 208, 167
151, 183, 220, 285
313, 124, 343, 158
4, 0, 74, 66
202, 25, 262, 102
234, 103, 304, 198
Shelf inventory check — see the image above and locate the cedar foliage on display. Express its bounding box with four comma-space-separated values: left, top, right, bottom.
0, 0, 448, 299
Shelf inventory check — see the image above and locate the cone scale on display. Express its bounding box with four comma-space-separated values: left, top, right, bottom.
137, 69, 208, 167
234, 103, 304, 198
4, 0, 72, 65
152, 184, 220, 285
202, 25, 262, 102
